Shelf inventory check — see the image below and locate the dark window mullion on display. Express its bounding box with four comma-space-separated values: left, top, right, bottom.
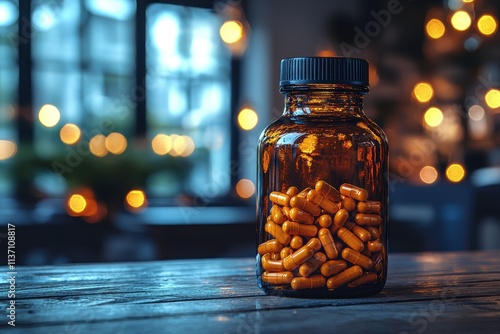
135, 1, 147, 138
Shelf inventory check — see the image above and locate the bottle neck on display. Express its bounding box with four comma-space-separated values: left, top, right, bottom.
281, 84, 368, 117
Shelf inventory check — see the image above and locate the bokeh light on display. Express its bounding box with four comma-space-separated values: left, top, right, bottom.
105, 132, 127, 155
419, 166, 439, 184
126, 190, 147, 210
152, 134, 172, 155
426, 18, 446, 39
413, 82, 434, 103
179, 135, 195, 157
237, 108, 258, 130
446, 164, 465, 182
60, 124, 81, 145
220, 20, 243, 44
68, 194, 87, 215
485, 89, 500, 108
468, 105, 485, 121
424, 107, 444, 127
451, 11, 472, 31
89, 134, 109, 157
0, 140, 17, 160
477, 14, 497, 36
38, 104, 60, 127
236, 179, 255, 199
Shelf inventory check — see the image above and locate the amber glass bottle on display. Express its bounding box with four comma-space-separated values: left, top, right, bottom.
256, 57, 388, 297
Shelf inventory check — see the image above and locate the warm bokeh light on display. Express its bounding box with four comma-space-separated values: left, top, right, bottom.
105, 132, 127, 155
446, 163, 465, 182
477, 15, 497, 36
485, 89, 500, 108
413, 82, 434, 103
220, 20, 243, 44
68, 194, 87, 214
424, 107, 444, 127
38, 104, 60, 127
126, 190, 147, 209
426, 18, 446, 39
316, 49, 336, 57
179, 135, 195, 157
462, 0, 473, 3
419, 166, 438, 184
172, 135, 187, 156
0, 140, 17, 160
468, 105, 485, 121
152, 134, 172, 155
237, 108, 258, 130
451, 11, 472, 31
89, 134, 109, 157
235, 179, 255, 199
60, 123, 81, 145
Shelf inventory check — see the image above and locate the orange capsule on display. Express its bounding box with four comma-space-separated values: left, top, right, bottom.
282, 221, 318, 237
318, 228, 338, 259
339, 183, 368, 201
297, 187, 312, 198
261, 253, 285, 272
299, 252, 326, 277
289, 207, 314, 225
305, 237, 322, 252
354, 213, 382, 226
286, 186, 299, 197
290, 236, 304, 249
366, 226, 381, 240
280, 247, 293, 259
317, 214, 332, 228
367, 238, 383, 252
306, 189, 339, 214
357, 201, 382, 214
265, 221, 291, 245
283, 245, 314, 271
320, 259, 348, 277
331, 209, 349, 233
337, 227, 364, 252
258, 239, 284, 255
282, 206, 292, 219
341, 248, 373, 270
270, 205, 286, 225
270, 253, 280, 260
326, 265, 363, 289
262, 271, 294, 284
348, 272, 378, 287
340, 196, 357, 212
291, 275, 326, 290
315, 180, 341, 202
344, 221, 371, 243
289, 196, 321, 216
269, 191, 291, 206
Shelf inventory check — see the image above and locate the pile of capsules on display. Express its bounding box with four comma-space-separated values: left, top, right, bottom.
258, 181, 384, 290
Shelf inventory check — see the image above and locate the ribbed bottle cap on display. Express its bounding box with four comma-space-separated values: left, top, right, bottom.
280, 57, 369, 87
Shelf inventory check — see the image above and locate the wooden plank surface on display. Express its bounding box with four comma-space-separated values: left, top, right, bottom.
1, 250, 499, 333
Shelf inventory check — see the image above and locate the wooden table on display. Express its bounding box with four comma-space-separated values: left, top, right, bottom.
3, 250, 500, 333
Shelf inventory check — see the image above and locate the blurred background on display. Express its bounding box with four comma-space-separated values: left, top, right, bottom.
1, 0, 500, 265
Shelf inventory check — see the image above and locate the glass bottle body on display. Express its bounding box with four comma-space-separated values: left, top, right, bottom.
257, 86, 388, 297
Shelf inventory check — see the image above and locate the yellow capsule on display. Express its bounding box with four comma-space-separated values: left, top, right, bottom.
291, 275, 326, 290
306, 189, 339, 214
331, 209, 349, 233
258, 239, 284, 255
318, 228, 338, 259
305, 237, 322, 252
337, 227, 364, 252
354, 213, 382, 226
367, 238, 383, 252
270, 205, 286, 225
357, 201, 382, 214
344, 221, 371, 243
366, 226, 381, 240
372, 253, 384, 273
316, 214, 332, 228
289, 207, 314, 225
297, 187, 312, 198
261, 253, 285, 272
299, 252, 326, 277
269, 191, 290, 206
339, 183, 368, 201
326, 265, 363, 289
282, 221, 318, 237
262, 271, 294, 284
290, 236, 304, 249
265, 221, 291, 245
282, 206, 291, 219
286, 186, 299, 197
340, 196, 357, 212
315, 180, 341, 202
283, 245, 314, 271
341, 248, 373, 270
289, 196, 321, 216
280, 247, 293, 259
320, 259, 348, 277
348, 272, 378, 287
